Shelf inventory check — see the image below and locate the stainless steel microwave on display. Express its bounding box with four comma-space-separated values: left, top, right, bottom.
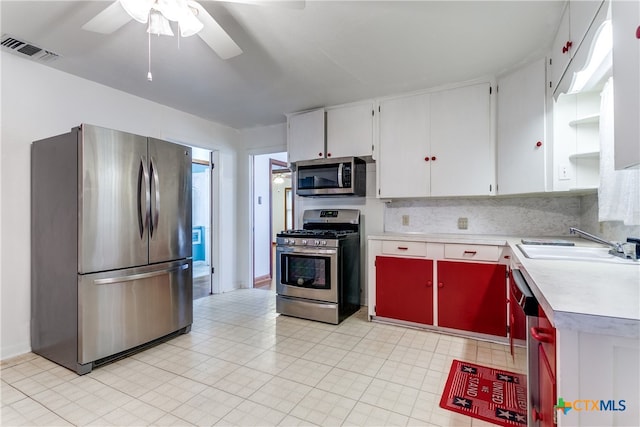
295, 156, 366, 197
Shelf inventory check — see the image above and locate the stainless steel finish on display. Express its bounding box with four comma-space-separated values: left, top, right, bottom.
276, 245, 339, 303
568, 227, 634, 259
276, 295, 339, 324
301, 209, 360, 226
31, 124, 193, 374
78, 260, 192, 364
148, 138, 192, 264
79, 125, 149, 273
295, 156, 366, 197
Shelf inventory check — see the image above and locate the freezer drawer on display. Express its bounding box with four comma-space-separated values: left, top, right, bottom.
78, 260, 192, 365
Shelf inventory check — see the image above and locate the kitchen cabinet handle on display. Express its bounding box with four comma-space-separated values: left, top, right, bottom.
397, 246, 409, 250
636, 26, 640, 39
438, 282, 444, 288
463, 250, 477, 255
530, 326, 554, 343
536, 141, 543, 147
532, 408, 543, 421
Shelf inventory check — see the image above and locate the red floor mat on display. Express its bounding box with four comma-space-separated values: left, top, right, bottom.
439, 359, 528, 426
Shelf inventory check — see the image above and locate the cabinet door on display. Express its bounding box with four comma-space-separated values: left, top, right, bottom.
437, 261, 507, 336
377, 94, 430, 198
326, 102, 374, 159
613, 0, 640, 169
375, 256, 433, 325
497, 59, 548, 194
430, 82, 494, 197
288, 109, 325, 163
531, 307, 556, 427
570, 0, 605, 56
551, 3, 571, 94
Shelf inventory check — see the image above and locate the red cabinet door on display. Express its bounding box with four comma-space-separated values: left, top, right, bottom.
437, 261, 507, 336
530, 307, 556, 427
375, 256, 433, 325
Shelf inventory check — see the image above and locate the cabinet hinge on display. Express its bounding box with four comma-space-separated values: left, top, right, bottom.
211, 267, 215, 274
506, 270, 509, 278
506, 325, 510, 334
211, 163, 215, 169
549, 58, 552, 66
553, 407, 558, 424
549, 81, 552, 88
378, 188, 381, 195
489, 184, 492, 192
378, 106, 381, 112
372, 109, 375, 117
489, 86, 492, 95
371, 144, 374, 152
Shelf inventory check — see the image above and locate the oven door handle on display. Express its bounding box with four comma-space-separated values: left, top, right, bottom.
277, 247, 338, 256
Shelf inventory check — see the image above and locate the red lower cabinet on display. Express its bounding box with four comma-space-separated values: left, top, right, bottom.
531, 307, 557, 427
375, 256, 433, 325
437, 260, 507, 336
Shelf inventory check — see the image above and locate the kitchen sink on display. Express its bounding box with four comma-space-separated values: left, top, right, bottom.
516, 244, 639, 264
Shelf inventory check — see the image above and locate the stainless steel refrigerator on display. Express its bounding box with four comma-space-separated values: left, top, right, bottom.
31, 124, 193, 374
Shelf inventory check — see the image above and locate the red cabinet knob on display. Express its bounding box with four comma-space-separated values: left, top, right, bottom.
438, 282, 444, 288
427, 281, 433, 287
636, 26, 640, 39
536, 141, 543, 147
327, 152, 331, 157
424, 156, 430, 162
318, 152, 323, 157
431, 156, 437, 161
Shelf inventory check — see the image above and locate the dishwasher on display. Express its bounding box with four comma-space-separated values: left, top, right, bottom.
510, 268, 541, 426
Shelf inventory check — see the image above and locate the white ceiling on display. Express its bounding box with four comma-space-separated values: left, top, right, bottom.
1, 1, 565, 129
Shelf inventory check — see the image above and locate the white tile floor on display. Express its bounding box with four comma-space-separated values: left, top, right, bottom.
1, 289, 526, 426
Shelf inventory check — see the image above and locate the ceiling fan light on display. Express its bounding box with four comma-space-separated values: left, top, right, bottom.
148, 10, 174, 36
119, 0, 154, 23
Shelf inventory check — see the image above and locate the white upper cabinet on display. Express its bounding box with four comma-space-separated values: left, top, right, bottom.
430, 83, 494, 197
612, 0, 640, 169
550, 0, 606, 94
287, 108, 325, 164
550, 3, 572, 94
377, 82, 493, 198
497, 59, 549, 195
378, 93, 431, 198
326, 102, 374, 159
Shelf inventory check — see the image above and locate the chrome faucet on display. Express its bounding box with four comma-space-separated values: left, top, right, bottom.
569, 227, 637, 259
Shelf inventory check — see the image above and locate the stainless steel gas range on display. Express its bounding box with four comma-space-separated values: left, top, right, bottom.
275, 209, 361, 324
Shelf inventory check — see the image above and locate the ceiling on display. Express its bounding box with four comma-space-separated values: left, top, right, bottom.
1, 1, 565, 130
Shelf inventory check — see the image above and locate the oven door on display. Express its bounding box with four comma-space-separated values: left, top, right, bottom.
276, 245, 339, 303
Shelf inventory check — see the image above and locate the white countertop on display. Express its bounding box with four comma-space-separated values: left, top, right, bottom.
368, 233, 640, 338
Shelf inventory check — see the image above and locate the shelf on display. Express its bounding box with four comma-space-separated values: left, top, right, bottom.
569, 114, 600, 126
569, 151, 600, 160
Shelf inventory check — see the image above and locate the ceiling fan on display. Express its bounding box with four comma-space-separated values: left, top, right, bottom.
82, 0, 303, 60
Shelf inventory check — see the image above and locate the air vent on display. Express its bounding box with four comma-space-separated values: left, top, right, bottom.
1, 34, 60, 62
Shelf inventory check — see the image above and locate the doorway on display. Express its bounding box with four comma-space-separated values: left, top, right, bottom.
192, 147, 213, 299
252, 152, 291, 289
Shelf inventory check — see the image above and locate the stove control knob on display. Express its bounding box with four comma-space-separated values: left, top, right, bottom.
314, 240, 321, 246
322, 241, 327, 246
301, 239, 307, 245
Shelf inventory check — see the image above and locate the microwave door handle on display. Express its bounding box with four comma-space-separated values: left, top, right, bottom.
337, 163, 344, 188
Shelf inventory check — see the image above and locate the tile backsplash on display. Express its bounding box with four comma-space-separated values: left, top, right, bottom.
384, 193, 640, 240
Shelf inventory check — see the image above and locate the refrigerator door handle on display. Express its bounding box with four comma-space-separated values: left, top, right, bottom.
137, 157, 151, 239
93, 262, 190, 285
150, 157, 160, 238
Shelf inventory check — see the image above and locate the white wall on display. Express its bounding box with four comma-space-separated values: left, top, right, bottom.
238, 123, 287, 290
0, 53, 242, 359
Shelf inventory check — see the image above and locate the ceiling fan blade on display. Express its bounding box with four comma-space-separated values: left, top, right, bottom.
222, 0, 305, 9
189, 1, 243, 59
81, 1, 133, 34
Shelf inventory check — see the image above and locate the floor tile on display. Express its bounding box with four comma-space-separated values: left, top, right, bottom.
0, 289, 525, 427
